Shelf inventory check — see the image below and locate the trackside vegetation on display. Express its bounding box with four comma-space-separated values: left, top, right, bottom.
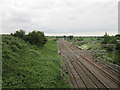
2, 34, 71, 88
62, 33, 120, 66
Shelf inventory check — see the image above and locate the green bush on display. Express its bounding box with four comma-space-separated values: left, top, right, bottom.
109, 36, 117, 44
11, 30, 47, 47
76, 38, 83, 41
68, 35, 73, 40
102, 32, 111, 44
26, 31, 47, 47
12, 29, 25, 39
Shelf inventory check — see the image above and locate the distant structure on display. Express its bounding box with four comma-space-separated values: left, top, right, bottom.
118, 1, 120, 34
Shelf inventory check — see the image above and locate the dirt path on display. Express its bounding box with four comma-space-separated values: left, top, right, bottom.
58, 39, 120, 89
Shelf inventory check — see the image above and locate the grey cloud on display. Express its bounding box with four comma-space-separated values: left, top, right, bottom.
69, 17, 76, 21
64, 1, 77, 7
1, 0, 118, 35
8, 18, 30, 23
8, 11, 31, 23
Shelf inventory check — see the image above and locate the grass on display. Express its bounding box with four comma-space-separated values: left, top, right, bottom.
2, 35, 71, 88
0, 35, 2, 89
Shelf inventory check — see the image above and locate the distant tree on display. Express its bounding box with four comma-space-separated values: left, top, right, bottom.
63, 35, 66, 40
27, 31, 47, 47
97, 37, 101, 40
10, 33, 14, 36
63, 35, 66, 38
68, 35, 73, 40
12, 29, 25, 39
102, 32, 111, 44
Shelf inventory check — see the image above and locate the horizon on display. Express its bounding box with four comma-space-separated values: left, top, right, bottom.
0, 31, 118, 36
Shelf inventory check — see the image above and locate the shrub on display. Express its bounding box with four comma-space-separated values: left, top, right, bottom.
26, 31, 47, 47
77, 38, 83, 41
102, 32, 111, 44
11, 30, 47, 47
68, 35, 73, 40
12, 29, 25, 39
109, 36, 117, 44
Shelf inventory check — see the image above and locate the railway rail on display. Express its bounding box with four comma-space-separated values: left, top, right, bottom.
58, 39, 120, 89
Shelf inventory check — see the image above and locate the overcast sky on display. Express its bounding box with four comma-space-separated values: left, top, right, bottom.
1, 0, 119, 36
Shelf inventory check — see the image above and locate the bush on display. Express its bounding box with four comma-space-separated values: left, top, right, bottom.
68, 35, 73, 40
109, 36, 117, 44
11, 29, 25, 39
77, 38, 83, 41
26, 31, 47, 47
102, 32, 111, 44
11, 30, 47, 47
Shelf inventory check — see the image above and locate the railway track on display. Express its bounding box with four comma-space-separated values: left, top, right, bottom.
71, 44, 120, 86
68, 42, 120, 76
58, 39, 120, 89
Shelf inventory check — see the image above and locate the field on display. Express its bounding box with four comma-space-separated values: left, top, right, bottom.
2, 35, 71, 88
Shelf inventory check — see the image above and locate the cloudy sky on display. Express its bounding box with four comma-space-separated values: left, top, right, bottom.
1, 0, 119, 36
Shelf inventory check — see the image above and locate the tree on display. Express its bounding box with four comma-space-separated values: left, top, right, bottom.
68, 35, 73, 40
63, 35, 66, 40
63, 35, 66, 38
12, 29, 25, 39
102, 32, 111, 44
27, 31, 47, 47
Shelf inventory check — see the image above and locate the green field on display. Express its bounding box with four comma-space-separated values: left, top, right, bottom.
2, 35, 71, 88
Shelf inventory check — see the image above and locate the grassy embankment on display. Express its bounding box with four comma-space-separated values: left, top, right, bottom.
0, 35, 2, 89
2, 35, 71, 88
